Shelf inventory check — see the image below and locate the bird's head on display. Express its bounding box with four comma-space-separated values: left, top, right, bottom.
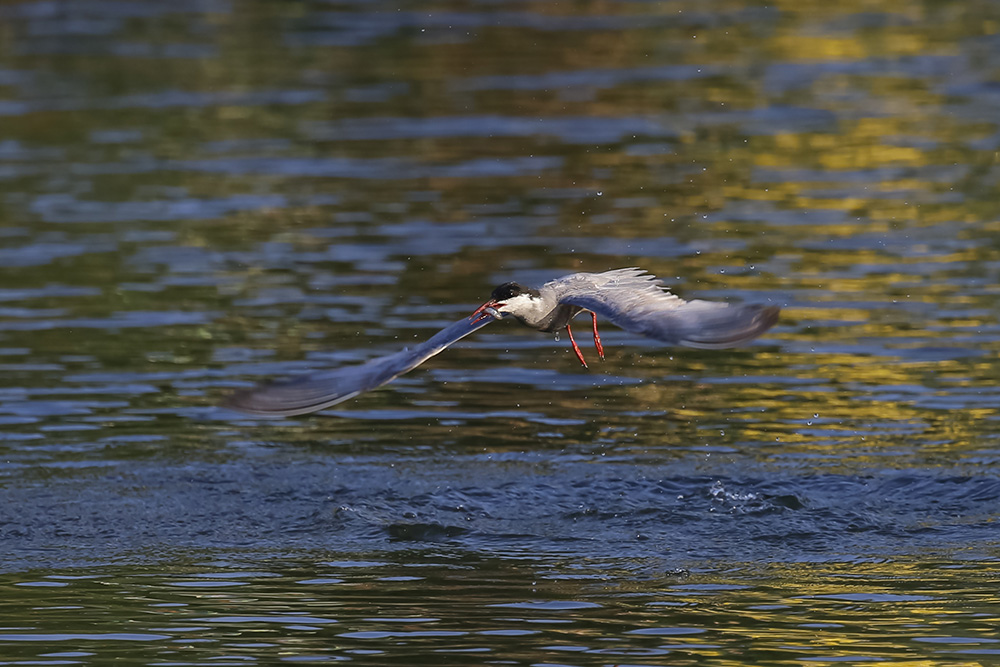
469, 281, 541, 323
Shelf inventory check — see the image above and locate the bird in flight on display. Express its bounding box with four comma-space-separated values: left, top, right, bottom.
222, 268, 780, 417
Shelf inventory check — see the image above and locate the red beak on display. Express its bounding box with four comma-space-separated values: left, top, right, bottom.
469, 299, 503, 323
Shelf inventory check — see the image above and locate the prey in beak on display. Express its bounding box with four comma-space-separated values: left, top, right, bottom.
469, 299, 504, 324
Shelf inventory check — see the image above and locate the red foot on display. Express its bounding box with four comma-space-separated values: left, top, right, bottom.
590, 311, 604, 360
565, 323, 588, 368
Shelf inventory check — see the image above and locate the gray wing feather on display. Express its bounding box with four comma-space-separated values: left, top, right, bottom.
550, 268, 779, 349
222, 315, 494, 417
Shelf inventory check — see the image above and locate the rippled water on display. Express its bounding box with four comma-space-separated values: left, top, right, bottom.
2, 0, 1000, 663
2, 558, 998, 664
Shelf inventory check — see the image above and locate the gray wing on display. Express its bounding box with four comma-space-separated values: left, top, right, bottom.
222, 315, 494, 417
548, 268, 779, 349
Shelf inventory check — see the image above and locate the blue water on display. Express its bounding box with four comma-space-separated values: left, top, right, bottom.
1, 0, 999, 663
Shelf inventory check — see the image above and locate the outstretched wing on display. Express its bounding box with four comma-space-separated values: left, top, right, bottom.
222, 315, 494, 417
548, 268, 779, 349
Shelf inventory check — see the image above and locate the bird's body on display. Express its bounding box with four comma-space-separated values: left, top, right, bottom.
223, 268, 780, 417
471, 268, 780, 366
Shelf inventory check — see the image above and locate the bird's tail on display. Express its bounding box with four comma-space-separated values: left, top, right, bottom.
675, 303, 781, 349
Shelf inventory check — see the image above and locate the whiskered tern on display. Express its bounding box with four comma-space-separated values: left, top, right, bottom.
223, 268, 780, 417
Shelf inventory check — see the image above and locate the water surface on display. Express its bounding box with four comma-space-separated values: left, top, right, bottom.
1, 0, 999, 663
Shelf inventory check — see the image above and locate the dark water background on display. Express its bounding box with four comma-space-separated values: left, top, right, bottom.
2, 0, 1000, 663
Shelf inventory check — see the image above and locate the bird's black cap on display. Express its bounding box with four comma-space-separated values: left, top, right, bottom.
491, 282, 526, 300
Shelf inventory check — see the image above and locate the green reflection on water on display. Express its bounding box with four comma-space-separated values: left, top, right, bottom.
1, 555, 999, 664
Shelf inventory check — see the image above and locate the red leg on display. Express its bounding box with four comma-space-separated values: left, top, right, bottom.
590, 311, 604, 360
565, 323, 588, 368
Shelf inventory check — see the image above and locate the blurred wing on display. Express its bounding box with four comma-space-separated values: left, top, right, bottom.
222, 315, 494, 417
551, 268, 779, 349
